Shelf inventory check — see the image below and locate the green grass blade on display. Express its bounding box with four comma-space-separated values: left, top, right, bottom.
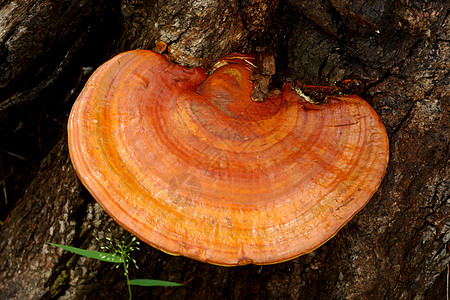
47, 242, 123, 263
129, 279, 184, 287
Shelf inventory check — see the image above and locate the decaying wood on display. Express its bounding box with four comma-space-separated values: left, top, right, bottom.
0, 0, 448, 299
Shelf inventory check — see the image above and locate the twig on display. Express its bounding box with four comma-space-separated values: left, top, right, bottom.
447, 263, 449, 300
0, 149, 26, 160
0, 154, 6, 205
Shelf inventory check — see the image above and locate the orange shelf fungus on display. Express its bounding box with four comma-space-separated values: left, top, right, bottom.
68, 50, 389, 266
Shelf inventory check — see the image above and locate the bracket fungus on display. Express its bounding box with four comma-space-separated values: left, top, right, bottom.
68, 50, 389, 266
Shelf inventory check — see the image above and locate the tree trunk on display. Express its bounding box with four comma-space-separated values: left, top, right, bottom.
0, 0, 448, 299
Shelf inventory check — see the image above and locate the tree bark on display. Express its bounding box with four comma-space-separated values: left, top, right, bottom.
0, 0, 448, 299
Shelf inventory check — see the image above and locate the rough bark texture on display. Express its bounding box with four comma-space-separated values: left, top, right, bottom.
0, 0, 448, 299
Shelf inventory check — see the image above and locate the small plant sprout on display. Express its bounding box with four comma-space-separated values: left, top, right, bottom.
48, 232, 183, 300
97, 233, 141, 298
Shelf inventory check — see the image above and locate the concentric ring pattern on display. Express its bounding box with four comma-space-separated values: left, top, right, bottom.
68, 50, 389, 265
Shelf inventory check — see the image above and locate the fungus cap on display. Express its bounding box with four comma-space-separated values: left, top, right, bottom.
68, 50, 389, 266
